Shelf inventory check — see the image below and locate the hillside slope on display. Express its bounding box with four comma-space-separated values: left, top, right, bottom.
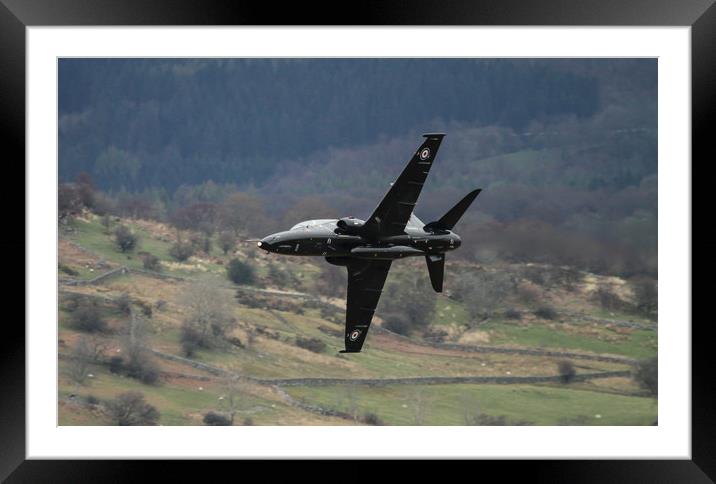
58, 213, 657, 426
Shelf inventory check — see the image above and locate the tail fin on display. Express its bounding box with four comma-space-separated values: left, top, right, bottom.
425, 254, 445, 292
424, 189, 482, 232
438, 189, 481, 230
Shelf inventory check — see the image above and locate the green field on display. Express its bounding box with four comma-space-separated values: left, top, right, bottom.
287, 383, 656, 426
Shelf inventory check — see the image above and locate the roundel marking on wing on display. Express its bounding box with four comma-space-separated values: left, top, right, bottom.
349, 329, 362, 341
419, 148, 431, 160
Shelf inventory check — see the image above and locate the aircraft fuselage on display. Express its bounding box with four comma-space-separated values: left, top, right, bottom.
258, 220, 461, 260
255, 133, 480, 353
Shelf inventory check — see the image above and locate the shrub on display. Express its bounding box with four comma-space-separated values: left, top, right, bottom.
633, 357, 657, 397
295, 337, 326, 354
180, 324, 202, 357
59, 264, 79, 276
218, 231, 236, 255
381, 278, 436, 330
141, 252, 161, 271
319, 305, 340, 323
101, 214, 113, 233
522, 266, 546, 285
516, 283, 541, 305
268, 264, 289, 287
114, 225, 138, 253
115, 293, 132, 315
136, 300, 153, 318
504, 308, 522, 320
85, 394, 100, 406
534, 306, 558, 320
108, 356, 124, 374
69, 301, 107, 333
124, 345, 160, 385
169, 240, 195, 262
227, 336, 244, 348
202, 236, 212, 254
203, 411, 232, 426
107, 391, 160, 426
58, 183, 82, 220
453, 270, 513, 322
472, 413, 508, 426
227, 258, 256, 285
363, 413, 385, 425
235, 291, 262, 308
557, 360, 576, 384
188, 233, 205, 251
470, 413, 533, 426
632, 277, 657, 318
382, 314, 413, 336
424, 328, 448, 343
593, 288, 628, 312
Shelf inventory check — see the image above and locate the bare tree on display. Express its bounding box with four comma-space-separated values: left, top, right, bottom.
280, 196, 334, 229
68, 337, 94, 389
218, 230, 236, 255
633, 357, 657, 397
219, 377, 243, 425
557, 360, 577, 384
58, 184, 82, 222
180, 280, 237, 354
631, 276, 658, 319
101, 214, 113, 234
123, 306, 160, 385
219, 192, 268, 237
380, 276, 436, 334
454, 270, 515, 323
106, 391, 160, 426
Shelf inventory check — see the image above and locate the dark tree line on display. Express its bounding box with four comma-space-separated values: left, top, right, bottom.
59, 58, 609, 192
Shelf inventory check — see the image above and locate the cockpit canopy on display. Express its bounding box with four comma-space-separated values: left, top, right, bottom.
289, 219, 339, 231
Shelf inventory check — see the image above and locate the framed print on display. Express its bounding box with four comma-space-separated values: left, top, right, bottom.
4, 0, 711, 480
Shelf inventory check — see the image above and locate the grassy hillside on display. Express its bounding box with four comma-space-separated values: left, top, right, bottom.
58, 213, 657, 426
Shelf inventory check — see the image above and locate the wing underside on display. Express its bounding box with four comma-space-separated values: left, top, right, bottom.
342, 259, 392, 353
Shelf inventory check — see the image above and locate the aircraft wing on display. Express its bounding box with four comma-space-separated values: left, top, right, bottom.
363, 133, 445, 237
342, 259, 392, 353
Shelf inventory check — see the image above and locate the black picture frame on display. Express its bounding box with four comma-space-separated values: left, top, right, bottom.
3, 0, 710, 480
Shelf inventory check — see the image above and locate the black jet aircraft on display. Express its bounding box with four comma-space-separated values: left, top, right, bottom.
258, 133, 481, 353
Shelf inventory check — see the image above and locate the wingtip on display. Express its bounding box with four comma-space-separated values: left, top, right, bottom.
422, 132, 446, 139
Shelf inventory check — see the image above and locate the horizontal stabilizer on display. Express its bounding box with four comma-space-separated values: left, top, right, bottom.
425, 253, 445, 293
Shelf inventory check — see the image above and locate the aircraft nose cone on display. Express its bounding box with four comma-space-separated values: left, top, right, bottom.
257, 236, 273, 251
